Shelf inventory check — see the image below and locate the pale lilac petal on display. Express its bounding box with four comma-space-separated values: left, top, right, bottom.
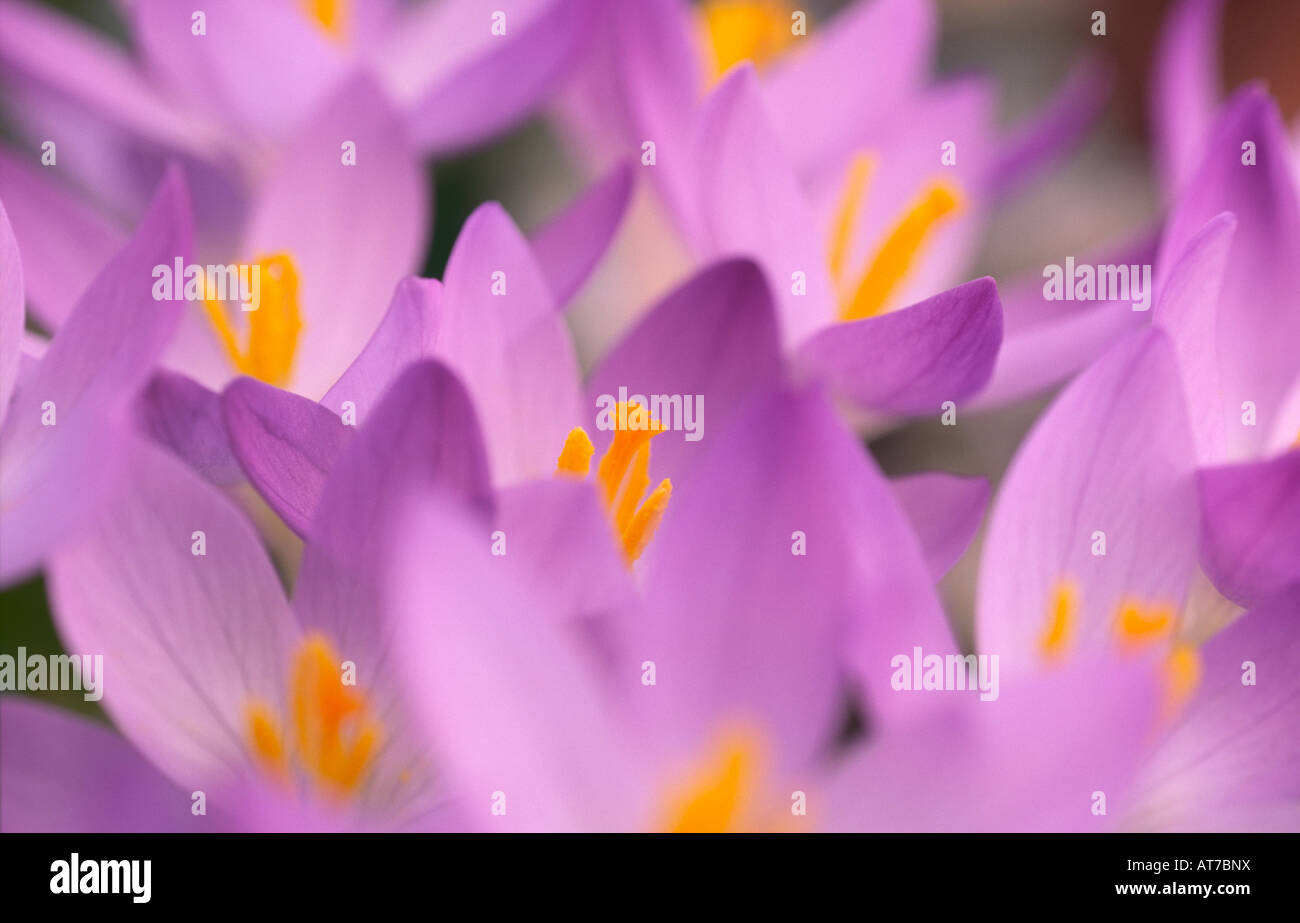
1152, 0, 1225, 197
826, 656, 1161, 831
891, 473, 989, 582
136, 369, 244, 485
691, 65, 835, 344
0, 197, 22, 422
1125, 592, 1300, 831
629, 383, 953, 774
494, 478, 637, 623
0, 168, 189, 585
128, 0, 349, 141
401, 0, 599, 154
240, 73, 427, 400
437, 203, 582, 484
584, 258, 783, 480
0, 148, 126, 330
977, 329, 1199, 671
320, 277, 443, 420
221, 376, 352, 535
1, 698, 232, 831
794, 276, 1002, 416
1156, 87, 1300, 461
388, 489, 647, 831
1197, 449, 1300, 609
764, 0, 935, 174
530, 161, 634, 307
1154, 212, 1236, 463
45, 437, 298, 792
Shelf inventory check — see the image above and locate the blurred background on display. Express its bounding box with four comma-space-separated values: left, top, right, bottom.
4, 0, 1299, 711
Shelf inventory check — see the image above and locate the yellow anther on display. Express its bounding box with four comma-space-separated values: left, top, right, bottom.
1115, 599, 1177, 649
699, 1, 797, 82
1040, 580, 1078, 660
663, 731, 760, 833
303, 0, 347, 42
828, 154, 875, 287
1161, 643, 1202, 715
555, 427, 595, 478
836, 179, 962, 322
554, 403, 672, 564
205, 253, 303, 387
244, 633, 380, 799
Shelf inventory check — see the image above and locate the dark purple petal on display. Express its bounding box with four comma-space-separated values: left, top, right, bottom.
795, 276, 1002, 416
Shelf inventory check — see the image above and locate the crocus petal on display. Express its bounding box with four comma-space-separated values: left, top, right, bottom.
388, 488, 647, 831
240, 73, 427, 400
529, 161, 634, 307
128, 0, 349, 141
0, 0, 217, 156
764, 0, 935, 175
1153, 211, 1236, 463
553, 0, 699, 222
221, 376, 352, 535
584, 258, 784, 480
1152, 0, 1224, 197
1124, 591, 1300, 831
400, 0, 598, 155
629, 383, 953, 774
136, 369, 244, 485
0, 198, 22, 421
45, 437, 298, 792
1, 698, 232, 831
0, 168, 189, 585
437, 203, 582, 485
826, 656, 1161, 831
891, 473, 989, 582
494, 478, 638, 624
1197, 449, 1300, 609
1156, 86, 1300, 461
320, 276, 443, 420
977, 328, 1199, 671
0, 148, 126, 330
794, 276, 1002, 416
691, 65, 835, 344
295, 360, 493, 673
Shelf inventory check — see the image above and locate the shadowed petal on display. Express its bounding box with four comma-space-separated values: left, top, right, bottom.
530, 162, 634, 307
1197, 450, 1300, 609
136, 369, 244, 485
892, 472, 989, 582
221, 376, 352, 535
795, 276, 1002, 416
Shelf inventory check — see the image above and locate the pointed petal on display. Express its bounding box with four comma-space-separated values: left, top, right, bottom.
795, 276, 1002, 416
530, 162, 634, 307
892, 472, 989, 582
221, 376, 352, 535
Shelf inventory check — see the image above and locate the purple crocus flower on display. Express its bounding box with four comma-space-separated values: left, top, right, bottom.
0, 169, 188, 586
976, 319, 1299, 827
551, 0, 1123, 417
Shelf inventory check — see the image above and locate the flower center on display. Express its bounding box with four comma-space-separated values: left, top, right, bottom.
302, 0, 348, 42
554, 402, 672, 565
659, 728, 792, 832
204, 253, 303, 387
699, 0, 797, 83
244, 633, 380, 799
829, 153, 962, 321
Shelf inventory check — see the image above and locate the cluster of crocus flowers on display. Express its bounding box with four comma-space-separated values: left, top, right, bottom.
1, 0, 1297, 834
